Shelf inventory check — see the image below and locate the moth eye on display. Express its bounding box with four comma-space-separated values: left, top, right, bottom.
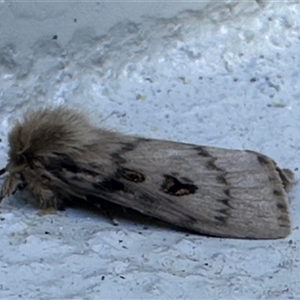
17, 158, 24, 165
8, 152, 22, 164
161, 175, 198, 196
117, 167, 145, 182
17, 181, 27, 191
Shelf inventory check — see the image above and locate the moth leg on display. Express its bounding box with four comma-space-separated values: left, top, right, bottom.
0, 168, 6, 176
86, 196, 119, 226
29, 183, 65, 210
0, 173, 24, 201
94, 202, 119, 226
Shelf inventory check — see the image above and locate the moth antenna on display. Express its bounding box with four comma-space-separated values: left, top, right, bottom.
0, 168, 6, 176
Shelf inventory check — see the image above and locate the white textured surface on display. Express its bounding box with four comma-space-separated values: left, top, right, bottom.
0, 1, 300, 299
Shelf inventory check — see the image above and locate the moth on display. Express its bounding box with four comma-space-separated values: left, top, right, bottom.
0, 107, 294, 239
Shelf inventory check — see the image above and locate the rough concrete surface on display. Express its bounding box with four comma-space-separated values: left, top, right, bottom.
0, 1, 300, 299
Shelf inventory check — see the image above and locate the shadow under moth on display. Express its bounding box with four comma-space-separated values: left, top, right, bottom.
0, 107, 294, 239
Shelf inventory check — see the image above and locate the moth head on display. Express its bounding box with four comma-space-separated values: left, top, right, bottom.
7, 106, 97, 162
2, 107, 82, 190
5, 119, 36, 174
0, 135, 29, 201
0, 169, 27, 201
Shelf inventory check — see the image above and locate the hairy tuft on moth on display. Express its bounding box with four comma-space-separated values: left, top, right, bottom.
0, 106, 295, 239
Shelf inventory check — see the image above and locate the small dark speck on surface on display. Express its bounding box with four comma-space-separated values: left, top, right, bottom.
52, 35, 58, 40
101, 276, 105, 281
119, 240, 123, 243
45, 231, 50, 235
0, 217, 5, 221
289, 239, 293, 244
250, 77, 257, 82
120, 276, 125, 279
0, 138, 2, 142
122, 245, 128, 249
74, 18, 77, 23
294, 167, 298, 171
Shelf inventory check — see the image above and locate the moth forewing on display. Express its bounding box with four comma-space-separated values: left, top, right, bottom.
111, 141, 292, 239
48, 135, 292, 239
0, 107, 294, 239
